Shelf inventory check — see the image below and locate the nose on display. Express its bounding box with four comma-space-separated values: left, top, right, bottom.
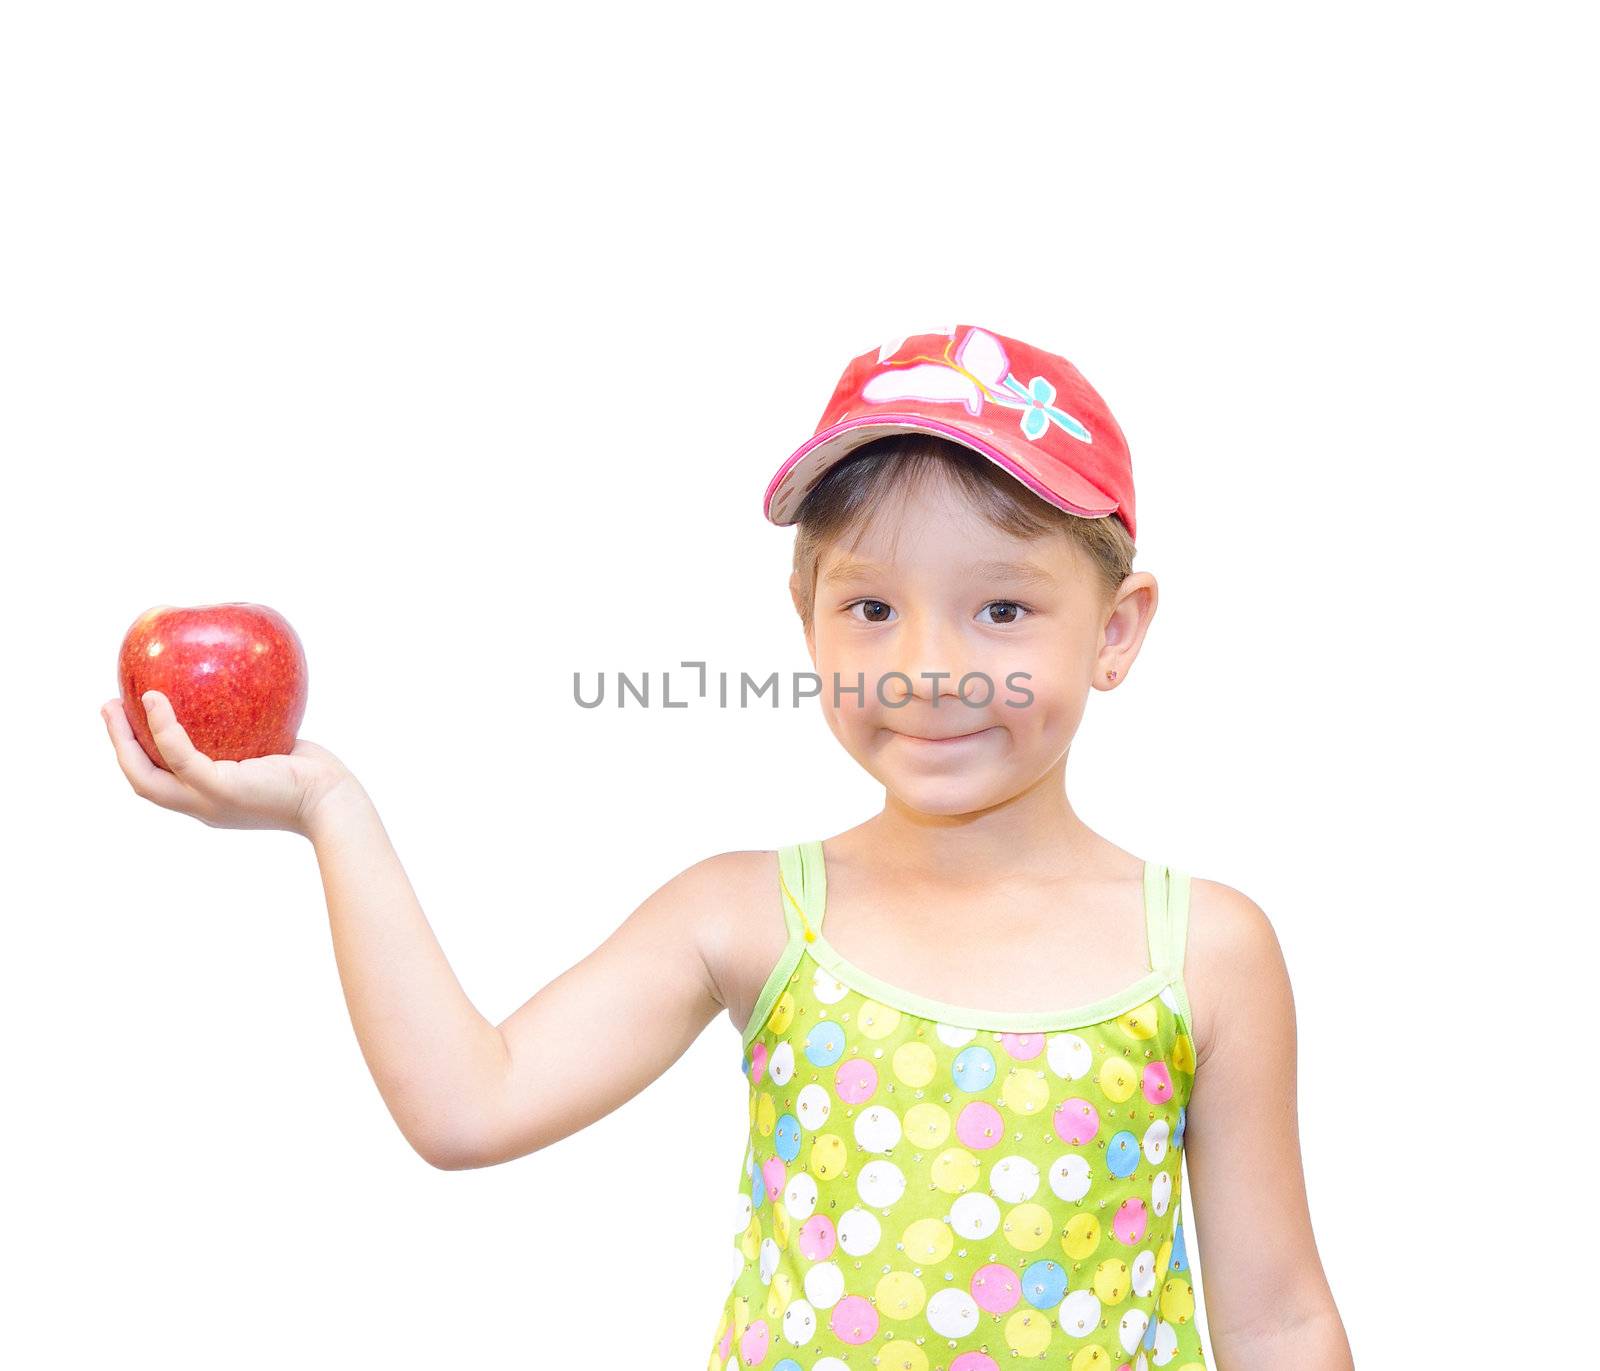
883, 612, 971, 707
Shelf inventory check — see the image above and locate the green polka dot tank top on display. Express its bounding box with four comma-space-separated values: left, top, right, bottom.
707, 840, 1205, 1371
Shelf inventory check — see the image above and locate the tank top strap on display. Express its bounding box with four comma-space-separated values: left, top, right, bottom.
776, 840, 827, 945
1143, 860, 1196, 1032
1142, 861, 1193, 980
1167, 867, 1192, 981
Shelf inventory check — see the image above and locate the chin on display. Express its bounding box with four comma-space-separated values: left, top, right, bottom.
876, 771, 1020, 817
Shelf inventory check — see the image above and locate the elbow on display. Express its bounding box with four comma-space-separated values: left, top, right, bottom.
412, 1128, 490, 1172
421, 1123, 548, 1170
408, 1091, 543, 1169
422, 1144, 477, 1171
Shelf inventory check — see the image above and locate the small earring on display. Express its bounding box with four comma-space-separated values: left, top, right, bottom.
1106, 669, 1118, 681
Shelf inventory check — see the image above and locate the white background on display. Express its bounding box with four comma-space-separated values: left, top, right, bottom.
4, 3, 1594, 1366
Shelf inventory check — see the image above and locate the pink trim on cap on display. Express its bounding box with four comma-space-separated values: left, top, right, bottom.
762, 414, 1120, 525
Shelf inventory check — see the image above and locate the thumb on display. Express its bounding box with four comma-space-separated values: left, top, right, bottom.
141, 690, 210, 780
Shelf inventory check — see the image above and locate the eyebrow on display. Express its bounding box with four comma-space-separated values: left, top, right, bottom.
823, 559, 1059, 588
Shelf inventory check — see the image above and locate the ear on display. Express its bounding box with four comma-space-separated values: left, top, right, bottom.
1095, 571, 1158, 690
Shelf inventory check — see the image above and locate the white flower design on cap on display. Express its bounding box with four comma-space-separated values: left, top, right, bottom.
863, 326, 1092, 443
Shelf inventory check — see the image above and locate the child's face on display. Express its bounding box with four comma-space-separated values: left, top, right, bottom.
801, 476, 1153, 817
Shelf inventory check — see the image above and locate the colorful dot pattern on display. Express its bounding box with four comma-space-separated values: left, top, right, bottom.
706, 843, 1206, 1371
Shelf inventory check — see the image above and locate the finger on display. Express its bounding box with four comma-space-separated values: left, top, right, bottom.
139, 690, 220, 790
101, 697, 200, 809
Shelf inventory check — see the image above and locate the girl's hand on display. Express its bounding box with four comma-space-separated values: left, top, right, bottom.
100, 690, 358, 838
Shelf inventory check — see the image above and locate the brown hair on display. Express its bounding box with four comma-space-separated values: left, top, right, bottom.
789, 433, 1136, 630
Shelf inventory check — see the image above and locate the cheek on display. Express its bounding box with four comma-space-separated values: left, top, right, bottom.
1000, 692, 1074, 739
810, 660, 883, 730
984, 639, 1085, 707
812, 642, 894, 712
996, 653, 1090, 736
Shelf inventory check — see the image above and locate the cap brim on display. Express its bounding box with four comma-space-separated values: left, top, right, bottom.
763, 414, 1120, 526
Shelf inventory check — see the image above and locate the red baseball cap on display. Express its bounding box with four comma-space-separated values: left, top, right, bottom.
763, 323, 1136, 540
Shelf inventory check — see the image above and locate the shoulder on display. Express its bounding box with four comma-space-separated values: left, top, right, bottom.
647, 848, 781, 1006
1183, 874, 1295, 1069
639, 848, 776, 935
666, 847, 778, 907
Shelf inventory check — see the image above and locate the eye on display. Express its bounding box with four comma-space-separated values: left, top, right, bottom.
977, 600, 1030, 625
846, 599, 895, 623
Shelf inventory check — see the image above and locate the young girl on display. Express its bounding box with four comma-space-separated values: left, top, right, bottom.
101, 324, 1352, 1370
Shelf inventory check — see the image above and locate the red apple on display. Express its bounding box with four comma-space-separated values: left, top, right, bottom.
117, 602, 309, 770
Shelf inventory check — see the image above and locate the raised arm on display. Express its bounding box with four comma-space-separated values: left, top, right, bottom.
102, 690, 747, 1173
1181, 880, 1355, 1369
301, 785, 746, 1170
462, 849, 768, 1167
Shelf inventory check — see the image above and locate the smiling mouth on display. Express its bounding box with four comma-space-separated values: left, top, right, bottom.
897, 726, 997, 745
